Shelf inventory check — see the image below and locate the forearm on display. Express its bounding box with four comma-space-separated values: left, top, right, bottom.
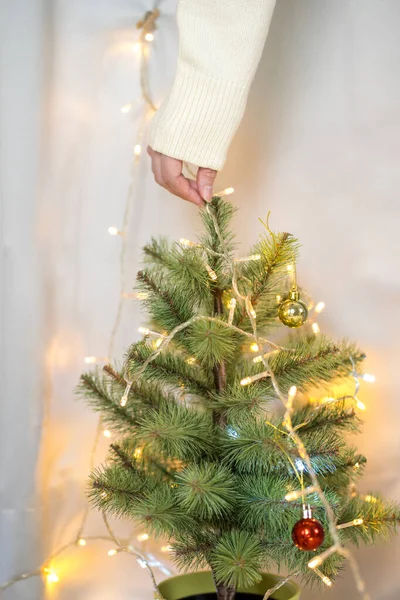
149, 0, 276, 170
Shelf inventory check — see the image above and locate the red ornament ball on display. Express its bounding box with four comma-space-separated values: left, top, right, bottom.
292, 517, 325, 551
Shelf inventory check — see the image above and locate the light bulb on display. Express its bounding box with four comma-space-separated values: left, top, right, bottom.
144, 32, 154, 42
314, 301, 325, 313
44, 569, 59, 584
108, 549, 117, 557
84, 356, 96, 364
77, 538, 87, 547
216, 187, 235, 196
103, 430, 112, 438
137, 533, 149, 542
363, 373, 376, 383
120, 103, 132, 114
250, 343, 259, 352
138, 327, 150, 336
134, 144, 142, 156
355, 398, 366, 411
108, 226, 122, 236
312, 322, 320, 334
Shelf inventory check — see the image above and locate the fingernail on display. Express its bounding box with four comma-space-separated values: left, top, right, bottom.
202, 186, 213, 203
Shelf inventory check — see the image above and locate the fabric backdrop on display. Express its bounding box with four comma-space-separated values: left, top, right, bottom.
0, 1, 399, 599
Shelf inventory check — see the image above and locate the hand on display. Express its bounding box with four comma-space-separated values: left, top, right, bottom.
147, 147, 217, 206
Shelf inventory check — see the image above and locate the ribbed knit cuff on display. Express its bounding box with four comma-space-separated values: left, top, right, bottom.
149, 64, 248, 171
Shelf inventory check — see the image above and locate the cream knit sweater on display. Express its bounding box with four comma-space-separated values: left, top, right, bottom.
149, 0, 276, 171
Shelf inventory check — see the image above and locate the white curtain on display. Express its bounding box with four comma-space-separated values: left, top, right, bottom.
0, 1, 399, 599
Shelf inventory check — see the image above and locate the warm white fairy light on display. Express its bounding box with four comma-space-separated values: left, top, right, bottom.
108, 549, 118, 557
337, 518, 364, 530
121, 103, 132, 114
134, 144, 142, 157
250, 343, 259, 352
216, 187, 235, 197
144, 32, 154, 42
122, 291, 149, 300
355, 397, 366, 411
276, 294, 282, 304
228, 298, 236, 325
240, 370, 271, 386
308, 545, 338, 570
364, 495, 378, 504
362, 373, 376, 383
312, 322, 320, 334
77, 538, 87, 547
108, 226, 123, 236
138, 327, 166, 339
235, 254, 261, 263
287, 264, 294, 272
253, 349, 279, 364
245, 297, 256, 319
314, 301, 325, 313
84, 356, 109, 364
313, 568, 333, 587
179, 238, 199, 248
161, 545, 172, 553
185, 357, 196, 365
44, 568, 59, 584
285, 485, 318, 502
103, 430, 112, 438
137, 533, 149, 542
205, 264, 218, 281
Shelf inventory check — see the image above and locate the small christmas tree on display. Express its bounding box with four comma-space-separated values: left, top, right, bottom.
78, 198, 399, 599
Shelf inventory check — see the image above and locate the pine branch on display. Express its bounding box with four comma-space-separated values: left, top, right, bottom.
126, 341, 213, 395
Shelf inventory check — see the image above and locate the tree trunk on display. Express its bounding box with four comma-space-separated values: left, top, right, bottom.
211, 290, 235, 599
213, 570, 236, 600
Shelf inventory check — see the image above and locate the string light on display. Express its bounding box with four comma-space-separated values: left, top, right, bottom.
285, 485, 318, 502
245, 297, 256, 319
362, 374, 376, 383
364, 495, 378, 504
308, 545, 338, 570
84, 356, 109, 364
228, 298, 236, 325
44, 568, 59, 584
313, 569, 332, 587
103, 430, 112, 438
161, 545, 172, 553
134, 144, 142, 157
250, 343, 259, 352
205, 264, 218, 281
240, 371, 271, 386
234, 254, 261, 262
137, 533, 149, 542
355, 398, 366, 411
312, 322, 320, 334
179, 238, 199, 248
121, 103, 132, 114
337, 518, 364, 530
77, 538, 87, 547
138, 326, 166, 338
253, 349, 279, 364
122, 291, 149, 300
108, 226, 123, 236
144, 32, 154, 42
107, 549, 118, 557
314, 301, 325, 313
216, 187, 235, 197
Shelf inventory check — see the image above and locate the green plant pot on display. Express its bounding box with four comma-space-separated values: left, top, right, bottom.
158, 571, 301, 600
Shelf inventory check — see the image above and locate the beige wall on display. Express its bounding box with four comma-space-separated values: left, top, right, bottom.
1, 1, 399, 599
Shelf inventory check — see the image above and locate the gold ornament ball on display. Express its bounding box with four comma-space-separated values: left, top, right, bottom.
278, 291, 308, 328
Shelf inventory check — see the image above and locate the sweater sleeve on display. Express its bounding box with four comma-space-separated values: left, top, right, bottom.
148, 0, 276, 171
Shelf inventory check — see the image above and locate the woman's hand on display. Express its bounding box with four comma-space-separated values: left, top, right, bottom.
147, 147, 217, 206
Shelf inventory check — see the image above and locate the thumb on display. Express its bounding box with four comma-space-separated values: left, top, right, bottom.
197, 167, 218, 203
